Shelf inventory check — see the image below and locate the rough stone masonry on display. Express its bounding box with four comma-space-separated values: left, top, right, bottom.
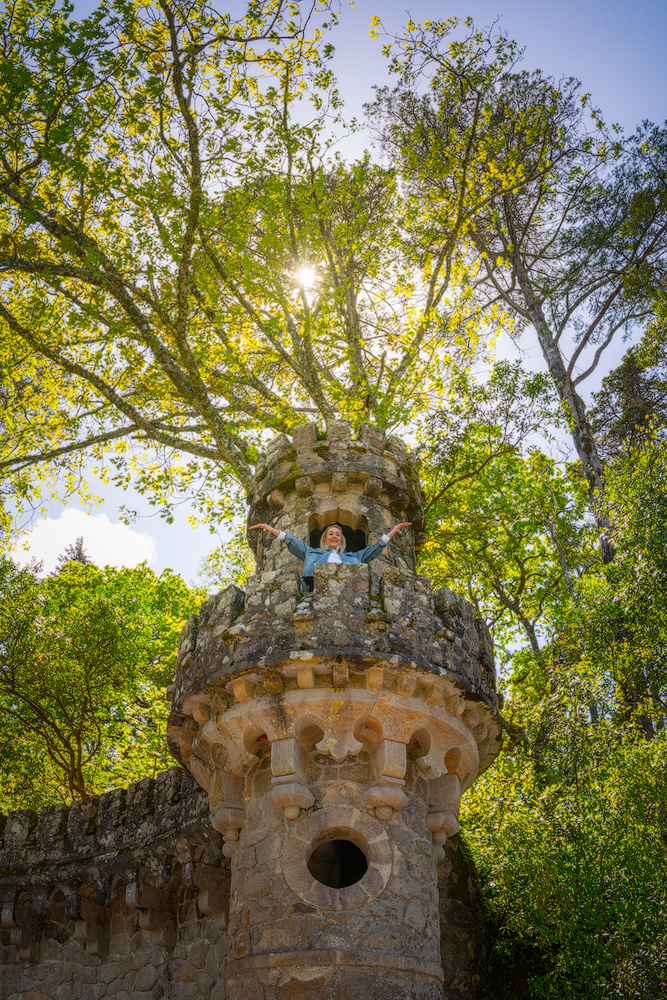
0, 421, 500, 1000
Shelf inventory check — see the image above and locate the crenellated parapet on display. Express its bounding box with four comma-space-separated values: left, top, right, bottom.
170, 561, 497, 713
246, 420, 427, 583
1, 768, 206, 877
0, 768, 229, 976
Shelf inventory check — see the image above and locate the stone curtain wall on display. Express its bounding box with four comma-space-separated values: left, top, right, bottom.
2, 889, 226, 1000
0, 769, 229, 1000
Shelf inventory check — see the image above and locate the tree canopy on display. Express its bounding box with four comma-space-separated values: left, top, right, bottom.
590, 318, 667, 457
0, 554, 205, 808
416, 405, 667, 998
368, 17, 667, 555
5, 5, 664, 530
1, 0, 480, 528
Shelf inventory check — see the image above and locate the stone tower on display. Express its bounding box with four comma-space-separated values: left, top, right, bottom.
167, 421, 501, 1000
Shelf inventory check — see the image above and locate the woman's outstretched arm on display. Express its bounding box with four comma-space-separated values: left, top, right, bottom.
357, 522, 412, 564
248, 522, 282, 536
249, 523, 307, 562
386, 522, 411, 539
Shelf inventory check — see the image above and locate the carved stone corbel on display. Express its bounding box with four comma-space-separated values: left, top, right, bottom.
427, 772, 463, 860
209, 768, 245, 857
362, 739, 408, 820
65, 892, 111, 957
182, 861, 230, 929
210, 806, 245, 857
268, 737, 314, 820
125, 880, 176, 949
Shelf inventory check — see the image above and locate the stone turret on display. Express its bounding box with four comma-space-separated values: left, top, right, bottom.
168, 421, 501, 1000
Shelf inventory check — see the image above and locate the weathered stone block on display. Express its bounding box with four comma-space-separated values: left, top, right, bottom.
291, 423, 318, 452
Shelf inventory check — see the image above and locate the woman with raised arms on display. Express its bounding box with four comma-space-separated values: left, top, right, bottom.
249, 521, 411, 591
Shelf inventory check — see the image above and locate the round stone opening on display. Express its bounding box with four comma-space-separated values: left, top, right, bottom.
307, 839, 368, 888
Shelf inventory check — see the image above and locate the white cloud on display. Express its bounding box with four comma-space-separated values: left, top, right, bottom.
12, 508, 157, 573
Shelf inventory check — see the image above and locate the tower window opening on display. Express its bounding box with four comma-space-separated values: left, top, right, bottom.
307, 839, 368, 888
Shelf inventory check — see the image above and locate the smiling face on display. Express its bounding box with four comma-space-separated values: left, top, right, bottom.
321, 525, 344, 551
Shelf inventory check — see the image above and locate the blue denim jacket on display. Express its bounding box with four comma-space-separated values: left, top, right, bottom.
279, 531, 389, 582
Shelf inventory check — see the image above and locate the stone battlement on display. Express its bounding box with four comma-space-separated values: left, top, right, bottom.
0, 768, 230, 984
170, 564, 498, 728
247, 420, 427, 583
249, 422, 423, 526
0, 768, 208, 878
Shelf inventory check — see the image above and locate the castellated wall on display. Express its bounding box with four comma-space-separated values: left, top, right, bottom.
0, 769, 229, 1000
1, 421, 498, 1000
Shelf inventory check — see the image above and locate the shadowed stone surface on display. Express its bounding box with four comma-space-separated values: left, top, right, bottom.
0, 768, 229, 999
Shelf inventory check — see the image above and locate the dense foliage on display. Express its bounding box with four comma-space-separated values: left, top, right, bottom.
0, 0, 483, 526
466, 700, 667, 1000
419, 421, 667, 999
370, 20, 667, 516
0, 556, 205, 809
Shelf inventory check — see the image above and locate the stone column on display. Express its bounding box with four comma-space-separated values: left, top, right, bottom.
224, 705, 444, 1000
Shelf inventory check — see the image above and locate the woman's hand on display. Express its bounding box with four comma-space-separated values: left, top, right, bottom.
249, 523, 281, 537
387, 521, 411, 539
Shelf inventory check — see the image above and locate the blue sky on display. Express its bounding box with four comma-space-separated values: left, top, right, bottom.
337, 1, 666, 129
11, 0, 667, 582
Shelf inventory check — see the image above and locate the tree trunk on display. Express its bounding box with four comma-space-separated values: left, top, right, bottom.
618, 680, 655, 741
512, 259, 615, 563
521, 616, 545, 664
